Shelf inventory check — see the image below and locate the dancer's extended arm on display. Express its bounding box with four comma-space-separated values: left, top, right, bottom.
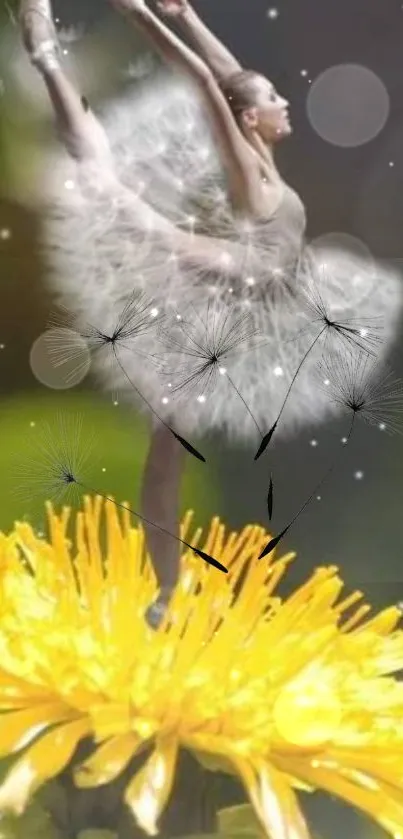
157, 0, 242, 80
111, 0, 264, 214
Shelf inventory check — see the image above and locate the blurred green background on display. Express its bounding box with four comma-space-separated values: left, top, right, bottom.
0, 1, 402, 838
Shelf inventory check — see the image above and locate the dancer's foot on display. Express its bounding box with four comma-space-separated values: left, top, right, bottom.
19, 0, 62, 72
109, 0, 146, 15
145, 587, 172, 630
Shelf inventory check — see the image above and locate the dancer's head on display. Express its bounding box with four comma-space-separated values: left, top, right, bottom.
220, 71, 291, 144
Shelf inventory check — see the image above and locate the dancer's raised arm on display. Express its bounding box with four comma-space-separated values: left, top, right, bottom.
156, 0, 242, 80
111, 0, 265, 214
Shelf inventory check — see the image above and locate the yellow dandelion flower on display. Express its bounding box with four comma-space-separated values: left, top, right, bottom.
0, 497, 402, 839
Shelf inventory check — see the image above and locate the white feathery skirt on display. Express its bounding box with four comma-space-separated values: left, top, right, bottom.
39, 71, 403, 444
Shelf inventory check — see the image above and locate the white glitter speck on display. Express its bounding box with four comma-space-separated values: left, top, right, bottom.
379, 423, 386, 431
274, 366, 284, 377
197, 395, 206, 403
162, 397, 169, 405
150, 308, 159, 318
64, 180, 75, 190
354, 471, 364, 481
267, 8, 279, 19
0, 228, 11, 240
310, 439, 318, 447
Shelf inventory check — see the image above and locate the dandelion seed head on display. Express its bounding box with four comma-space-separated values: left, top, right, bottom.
318, 351, 403, 435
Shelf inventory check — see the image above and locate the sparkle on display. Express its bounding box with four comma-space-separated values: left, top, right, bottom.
389, 161, 395, 167
150, 308, 159, 318
30, 422, 36, 428
220, 252, 233, 267
341, 437, 348, 444
62, 49, 69, 55
197, 395, 206, 404
113, 401, 119, 407
0, 228, 11, 240
354, 471, 365, 481
324, 379, 330, 386
267, 7, 279, 19
219, 367, 227, 376
176, 314, 182, 321
316, 495, 322, 501
64, 180, 75, 190
360, 329, 368, 337
0, 344, 5, 350
301, 69, 308, 77
310, 439, 318, 447
274, 366, 284, 378
162, 397, 169, 405
102, 468, 106, 473
245, 276, 256, 287
379, 423, 386, 431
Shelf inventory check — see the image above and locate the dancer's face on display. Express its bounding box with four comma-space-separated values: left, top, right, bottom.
241, 76, 291, 143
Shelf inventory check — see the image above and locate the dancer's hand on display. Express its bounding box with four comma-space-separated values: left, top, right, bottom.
156, 0, 189, 18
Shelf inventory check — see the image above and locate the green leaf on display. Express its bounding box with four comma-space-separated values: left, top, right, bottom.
218, 804, 262, 836
0, 799, 63, 839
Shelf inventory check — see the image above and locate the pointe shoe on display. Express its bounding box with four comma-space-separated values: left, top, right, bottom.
19, 0, 62, 71
145, 586, 173, 630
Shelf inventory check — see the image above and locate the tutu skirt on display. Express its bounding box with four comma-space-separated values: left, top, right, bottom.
38, 70, 403, 444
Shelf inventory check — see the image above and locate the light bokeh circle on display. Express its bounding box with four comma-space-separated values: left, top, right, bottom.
307, 64, 389, 147
30, 329, 91, 390
309, 231, 377, 314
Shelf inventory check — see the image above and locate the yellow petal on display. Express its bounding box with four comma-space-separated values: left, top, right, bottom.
0, 717, 90, 815
74, 733, 145, 787
0, 704, 75, 757
124, 737, 179, 836
232, 757, 312, 839
273, 680, 342, 748
276, 756, 403, 837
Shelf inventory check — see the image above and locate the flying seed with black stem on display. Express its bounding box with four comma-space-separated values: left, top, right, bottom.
14, 413, 228, 574
258, 350, 403, 559
156, 298, 269, 439
46, 290, 206, 463
254, 274, 384, 461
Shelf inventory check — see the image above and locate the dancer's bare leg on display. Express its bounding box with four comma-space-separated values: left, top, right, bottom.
141, 422, 187, 627
19, 0, 188, 627
20, 0, 115, 173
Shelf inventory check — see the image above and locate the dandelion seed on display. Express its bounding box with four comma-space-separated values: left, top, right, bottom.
259, 351, 403, 559
318, 351, 403, 436
254, 274, 385, 460
13, 416, 226, 574
156, 299, 268, 438
46, 291, 206, 463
